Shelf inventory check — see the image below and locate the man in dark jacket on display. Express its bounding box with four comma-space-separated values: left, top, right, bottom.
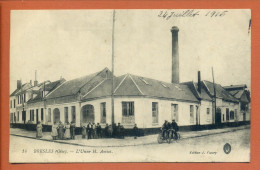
70, 121, 76, 139
104, 123, 109, 138
96, 123, 102, 138
87, 122, 92, 139
171, 119, 179, 139
133, 124, 139, 139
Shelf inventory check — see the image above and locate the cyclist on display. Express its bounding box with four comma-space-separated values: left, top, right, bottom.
161, 120, 169, 139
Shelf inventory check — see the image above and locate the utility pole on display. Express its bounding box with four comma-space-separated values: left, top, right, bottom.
212, 67, 217, 124
111, 10, 115, 125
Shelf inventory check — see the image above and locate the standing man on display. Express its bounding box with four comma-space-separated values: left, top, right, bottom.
171, 119, 179, 139
96, 123, 102, 138
70, 121, 76, 140
133, 124, 138, 139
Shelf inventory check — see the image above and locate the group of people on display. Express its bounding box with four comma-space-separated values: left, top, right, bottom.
36, 121, 140, 140
51, 121, 76, 140
81, 122, 102, 139
161, 119, 179, 139
82, 122, 126, 139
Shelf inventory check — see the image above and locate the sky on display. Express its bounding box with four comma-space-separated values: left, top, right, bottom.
10, 9, 251, 94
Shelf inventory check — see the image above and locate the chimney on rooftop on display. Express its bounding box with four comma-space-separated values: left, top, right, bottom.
34, 70, 38, 86
17, 79, 22, 89
171, 26, 179, 84
198, 71, 201, 94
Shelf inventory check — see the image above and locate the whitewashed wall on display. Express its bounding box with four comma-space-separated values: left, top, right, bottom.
200, 100, 213, 125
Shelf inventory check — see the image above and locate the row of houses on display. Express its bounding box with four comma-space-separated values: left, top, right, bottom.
9, 67, 250, 130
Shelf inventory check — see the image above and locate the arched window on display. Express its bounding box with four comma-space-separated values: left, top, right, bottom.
81, 105, 95, 124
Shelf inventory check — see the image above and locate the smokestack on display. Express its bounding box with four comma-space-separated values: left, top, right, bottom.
17, 80, 22, 89
171, 26, 179, 84
34, 70, 38, 86
198, 71, 201, 94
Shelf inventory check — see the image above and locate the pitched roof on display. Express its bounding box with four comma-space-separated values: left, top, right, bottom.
10, 83, 32, 96
202, 80, 239, 103
10, 88, 20, 97
81, 72, 198, 102
181, 81, 212, 101
27, 79, 66, 103
46, 68, 111, 99
225, 89, 250, 103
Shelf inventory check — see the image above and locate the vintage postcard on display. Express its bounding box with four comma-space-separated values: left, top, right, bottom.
9, 9, 251, 163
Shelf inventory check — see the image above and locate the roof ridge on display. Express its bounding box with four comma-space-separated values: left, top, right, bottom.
45, 81, 67, 98
77, 68, 109, 94
129, 74, 144, 95
114, 74, 128, 94
82, 78, 107, 98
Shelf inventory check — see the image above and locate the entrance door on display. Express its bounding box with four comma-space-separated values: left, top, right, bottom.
243, 112, 246, 121
215, 108, 222, 124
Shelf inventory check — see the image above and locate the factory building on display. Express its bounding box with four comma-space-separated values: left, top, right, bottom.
9, 26, 250, 132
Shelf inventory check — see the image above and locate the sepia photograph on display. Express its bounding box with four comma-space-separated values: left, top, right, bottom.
9, 9, 251, 163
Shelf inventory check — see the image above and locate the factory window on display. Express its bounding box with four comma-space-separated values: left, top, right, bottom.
171, 104, 178, 122
230, 111, 235, 120
64, 107, 68, 123
100, 102, 106, 124
48, 108, 51, 122
17, 111, 19, 121
139, 77, 149, 85
41, 108, 44, 121
122, 102, 135, 124
226, 108, 230, 121
207, 108, 210, 121
190, 105, 194, 123
30, 110, 34, 121
10, 113, 13, 123
14, 99, 16, 108
152, 102, 159, 124
71, 106, 76, 123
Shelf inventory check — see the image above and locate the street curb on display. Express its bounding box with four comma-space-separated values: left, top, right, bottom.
10, 126, 250, 148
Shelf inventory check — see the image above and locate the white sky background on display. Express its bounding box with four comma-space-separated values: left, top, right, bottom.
10, 10, 251, 93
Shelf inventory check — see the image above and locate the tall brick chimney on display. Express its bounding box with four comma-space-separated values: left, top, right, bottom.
17, 80, 22, 89
34, 70, 38, 86
198, 71, 201, 94
171, 26, 179, 84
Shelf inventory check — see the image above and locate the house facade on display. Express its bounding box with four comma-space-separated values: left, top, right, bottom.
224, 85, 251, 122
